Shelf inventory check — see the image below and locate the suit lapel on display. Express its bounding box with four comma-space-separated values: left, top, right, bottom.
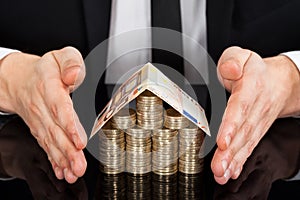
82, 0, 112, 52
207, 0, 234, 63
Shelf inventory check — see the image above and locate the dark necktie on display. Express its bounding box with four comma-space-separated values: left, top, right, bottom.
151, 0, 184, 75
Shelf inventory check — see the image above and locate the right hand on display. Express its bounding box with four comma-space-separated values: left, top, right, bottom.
0, 47, 87, 183
0, 117, 88, 199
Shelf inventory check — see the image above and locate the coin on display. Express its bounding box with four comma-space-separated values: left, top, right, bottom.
164, 108, 190, 129
111, 108, 136, 130
178, 126, 205, 174
98, 126, 126, 174
126, 127, 152, 175
136, 90, 164, 130
99, 89, 207, 177
152, 128, 178, 175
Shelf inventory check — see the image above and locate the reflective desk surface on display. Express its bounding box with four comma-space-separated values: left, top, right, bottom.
0, 117, 299, 200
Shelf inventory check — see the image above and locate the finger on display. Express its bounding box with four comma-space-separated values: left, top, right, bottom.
216, 94, 277, 183
44, 84, 87, 150
45, 140, 70, 170
51, 46, 86, 92
24, 116, 65, 182
213, 116, 258, 182
217, 47, 251, 88
216, 79, 259, 151
212, 84, 260, 178
49, 123, 87, 177
49, 144, 78, 184
216, 49, 264, 151
230, 113, 276, 180
49, 158, 64, 180
214, 170, 232, 185
63, 168, 78, 184
24, 99, 71, 181
231, 166, 242, 180
213, 154, 238, 185
228, 91, 277, 172
28, 92, 87, 179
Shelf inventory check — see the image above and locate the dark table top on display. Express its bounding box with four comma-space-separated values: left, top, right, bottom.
0, 116, 299, 200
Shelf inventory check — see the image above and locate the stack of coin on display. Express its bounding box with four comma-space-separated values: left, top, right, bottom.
152, 173, 178, 200
136, 90, 163, 130
126, 127, 152, 174
127, 173, 151, 200
152, 129, 178, 175
99, 123, 126, 174
179, 125, 204, 174
164, 108, 190, 129
96, 172, 126, 200
111, 108, 136, 130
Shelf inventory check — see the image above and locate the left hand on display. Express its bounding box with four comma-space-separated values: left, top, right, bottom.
213, 118, 300, 199
211, 46, 300, 184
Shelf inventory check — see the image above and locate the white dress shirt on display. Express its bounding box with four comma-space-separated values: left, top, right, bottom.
0, 47, 19, 60
282, 51, 300, 72
105, 0, 208, 84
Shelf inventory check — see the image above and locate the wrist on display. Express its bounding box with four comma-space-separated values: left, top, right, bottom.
264, 56, 300, 117
0, 52, 40, 113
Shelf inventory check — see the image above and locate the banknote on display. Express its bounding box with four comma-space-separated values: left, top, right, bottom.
90, 63, 210, 138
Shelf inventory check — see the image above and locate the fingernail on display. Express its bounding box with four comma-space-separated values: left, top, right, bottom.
55, 167, 63, 180
234, 168, 241, 177
66, 169, 78, 183
225, 135, 231, 147
222, 160, 228, 171
224, 169, 231, 179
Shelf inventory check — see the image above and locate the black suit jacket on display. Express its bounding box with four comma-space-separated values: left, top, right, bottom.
1, 0, 300, 115
1, 0, 300, 62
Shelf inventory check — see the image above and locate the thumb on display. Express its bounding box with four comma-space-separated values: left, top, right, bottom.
217, 46, 252, 91
52, 46, 86, 92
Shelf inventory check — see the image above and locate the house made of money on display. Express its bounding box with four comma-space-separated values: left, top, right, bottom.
90, 63, 210, 138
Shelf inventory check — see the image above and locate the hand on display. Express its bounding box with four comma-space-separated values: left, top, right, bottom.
213, 118, 300, 199
0, 117, 88, 199
211, 46, 300, 184
0, 47, 87, 183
